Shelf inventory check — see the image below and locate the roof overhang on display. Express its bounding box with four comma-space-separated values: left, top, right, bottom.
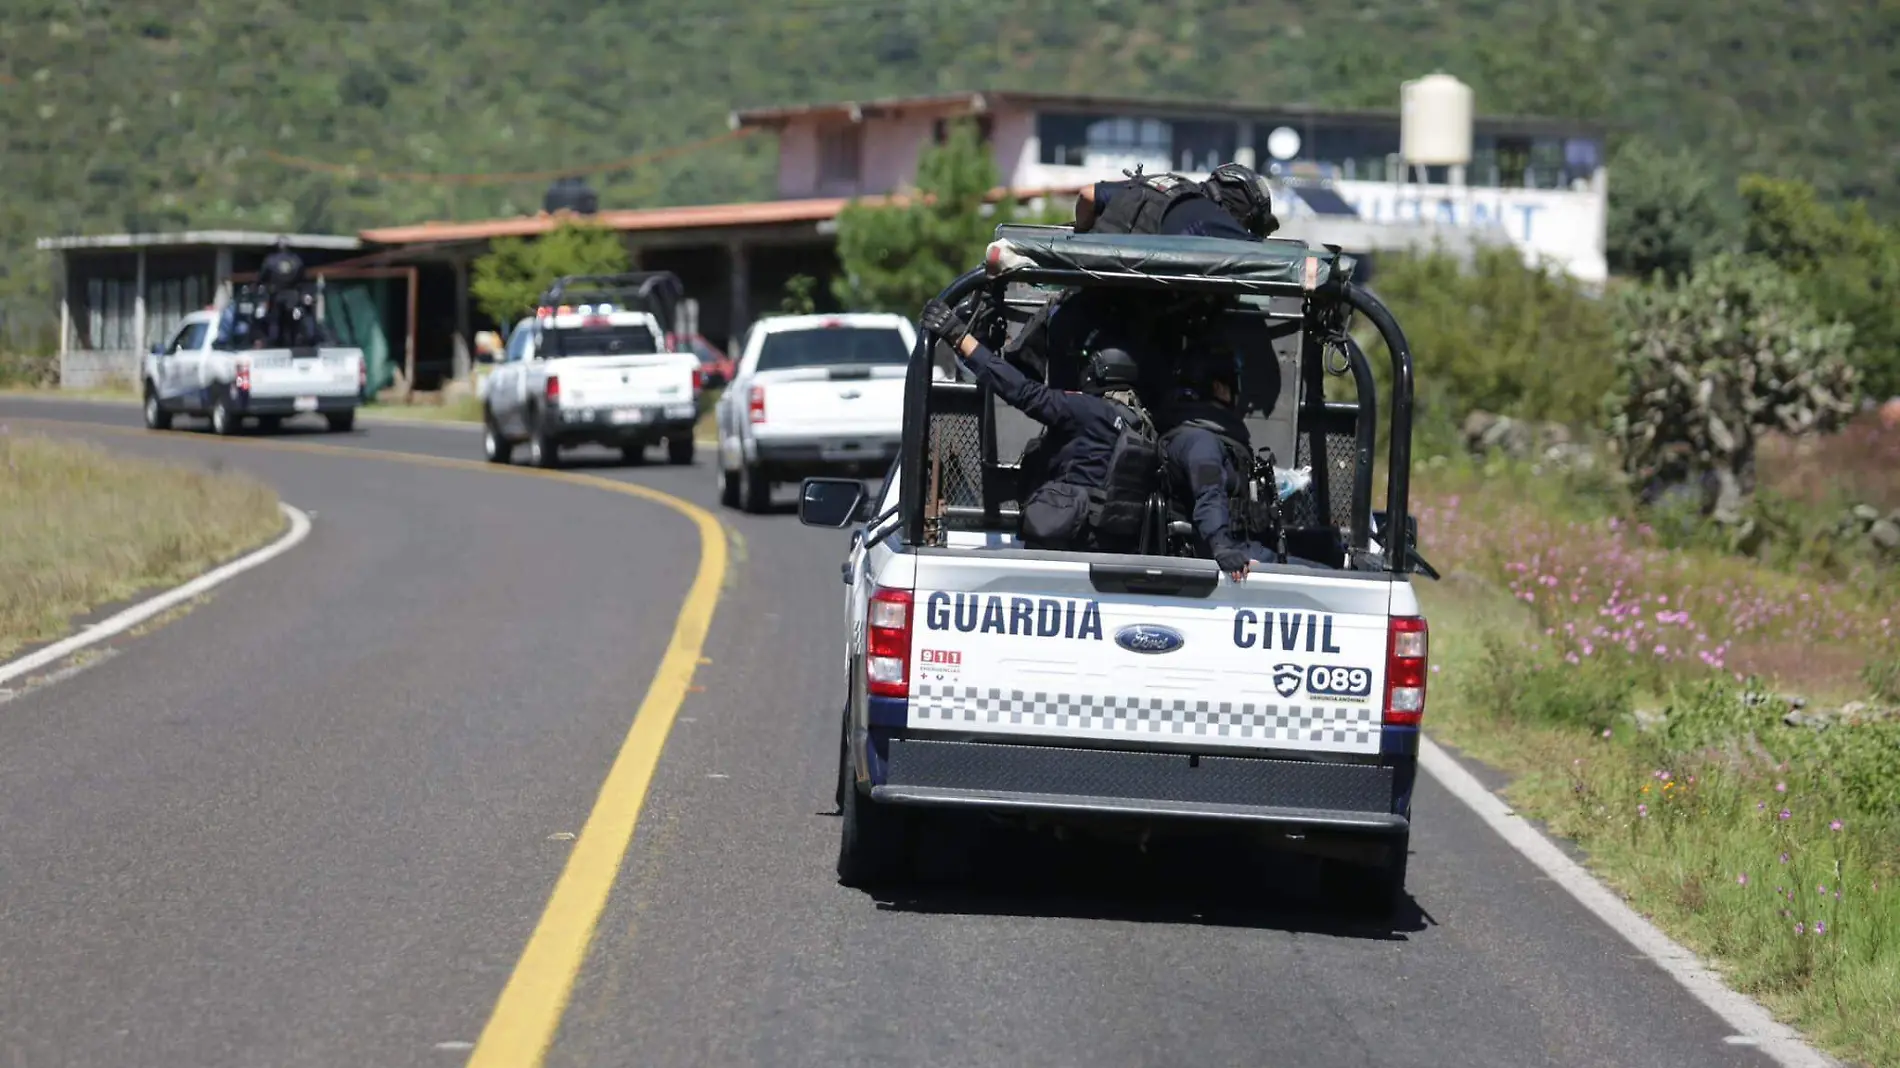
34, 230, 363, 253
731, 92, 990, 130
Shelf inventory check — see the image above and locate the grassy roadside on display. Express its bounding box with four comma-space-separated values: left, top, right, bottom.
0, 431, 283, 660
1415, 458, 1899, 1067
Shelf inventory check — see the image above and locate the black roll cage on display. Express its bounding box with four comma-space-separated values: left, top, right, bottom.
533, 271, 688, 359
898, 258, 1418, 574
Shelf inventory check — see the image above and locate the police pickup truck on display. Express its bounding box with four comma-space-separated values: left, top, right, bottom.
481, 273, 703, 468
142, 284, 366, 435
800, 227, 1434, 917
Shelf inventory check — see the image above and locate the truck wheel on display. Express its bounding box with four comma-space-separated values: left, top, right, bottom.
836, 726, 910, 888
210, 393, 240, 436
620, 442, 647, 466
142, 384, 172, 430
667, 435, 695, 465
528, 414, 561, 469
325, 411, 355, 433
738, 462, 770, 514
482, 412, 513, 465
1321, 831, 1410, 922
718, 464, 741, 509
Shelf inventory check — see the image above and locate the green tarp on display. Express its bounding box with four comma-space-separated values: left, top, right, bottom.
987, 227, 1349, 292
323, 281, 394, 396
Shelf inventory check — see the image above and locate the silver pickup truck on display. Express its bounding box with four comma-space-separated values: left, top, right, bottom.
800, 227, 1435, 919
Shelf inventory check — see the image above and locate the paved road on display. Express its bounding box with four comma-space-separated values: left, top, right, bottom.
0, 397, 1780, 1068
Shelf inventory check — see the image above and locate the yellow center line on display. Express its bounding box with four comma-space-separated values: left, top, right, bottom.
7, 417, 729, 1066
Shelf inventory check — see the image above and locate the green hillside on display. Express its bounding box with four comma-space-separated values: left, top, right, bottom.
3, 0, 1896, 304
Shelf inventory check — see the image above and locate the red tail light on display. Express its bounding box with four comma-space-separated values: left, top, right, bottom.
546, 374, 561, 403
691, 367, 703, 392
1384, 616, 1429, 725
866, 587, 915, 698
665, 331, 679, 351
748, 385, 766, 423
234, 358, 251, 393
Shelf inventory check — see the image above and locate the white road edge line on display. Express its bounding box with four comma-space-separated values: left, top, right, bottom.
0, 503, 312, 689
1418, 737, 1839, 1068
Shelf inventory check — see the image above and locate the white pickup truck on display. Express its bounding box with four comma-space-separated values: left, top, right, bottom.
713, 313, 928, 513
480, 273, 702, 468
800, 228, 1436, 919
142, 308, 365, 435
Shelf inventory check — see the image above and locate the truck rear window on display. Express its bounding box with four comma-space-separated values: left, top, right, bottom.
756, 327, 907, 372
546, 325, 658, 356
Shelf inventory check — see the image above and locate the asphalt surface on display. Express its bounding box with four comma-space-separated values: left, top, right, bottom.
0, 396, 1783, 1068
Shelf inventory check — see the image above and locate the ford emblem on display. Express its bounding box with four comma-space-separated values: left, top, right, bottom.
1115, 624, 1185, 654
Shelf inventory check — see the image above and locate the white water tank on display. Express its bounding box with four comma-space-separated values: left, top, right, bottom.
1400, 73, 1474, 166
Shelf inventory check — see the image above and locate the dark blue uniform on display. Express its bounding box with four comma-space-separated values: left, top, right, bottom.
1164, 424, 1272, 562
957, 340, 1125, 489
1092, 180, 1263, 242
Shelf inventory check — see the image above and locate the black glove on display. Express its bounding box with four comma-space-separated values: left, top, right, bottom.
921, 300, 970, 348
1213, 540, 1251, 578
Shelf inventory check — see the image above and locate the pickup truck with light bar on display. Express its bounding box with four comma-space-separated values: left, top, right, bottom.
713, 312, 930, 513
798, 226, 1437, 918
142, 285, 366, 435
481, 272, 703, 468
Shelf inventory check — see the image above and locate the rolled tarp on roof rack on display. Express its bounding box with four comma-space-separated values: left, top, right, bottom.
981, 229, 1347, 294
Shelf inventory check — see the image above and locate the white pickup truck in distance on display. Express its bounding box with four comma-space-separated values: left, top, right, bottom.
481, 272, 702, 468
714, 313, 925, 513
801, 228, 1437, 919
142, 307, 365, 435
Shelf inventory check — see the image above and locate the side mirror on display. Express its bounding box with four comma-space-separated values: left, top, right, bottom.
799, 478, 868, 528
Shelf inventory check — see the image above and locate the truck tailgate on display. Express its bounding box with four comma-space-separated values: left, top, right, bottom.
906, 553, 1395, 756
751, 367, 904, 438
559, 356, 696, 411
248, 350, 360, 398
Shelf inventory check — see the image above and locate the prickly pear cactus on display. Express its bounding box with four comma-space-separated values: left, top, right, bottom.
1609, 253, 1859, 522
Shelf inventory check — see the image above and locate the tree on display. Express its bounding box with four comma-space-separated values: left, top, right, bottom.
779, 274, 817, 315
469, 220, 631, 326
1741, 175, 1900, 400
1609, 253, 1858, 524
1605, 136, 1734, 282
831, 120, 1018, 314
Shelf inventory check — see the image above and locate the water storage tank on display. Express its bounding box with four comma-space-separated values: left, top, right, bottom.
1400, 73, 1474, 166
544, 176, 599, 216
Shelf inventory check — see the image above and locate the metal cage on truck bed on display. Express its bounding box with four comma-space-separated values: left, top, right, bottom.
900, 226, 1421, 574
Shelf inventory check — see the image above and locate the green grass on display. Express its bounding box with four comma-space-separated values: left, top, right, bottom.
0, 431, 283, 659
1416, 459, 1900, 1067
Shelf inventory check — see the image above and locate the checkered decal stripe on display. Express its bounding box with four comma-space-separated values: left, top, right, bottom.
910, 683, 1379, 750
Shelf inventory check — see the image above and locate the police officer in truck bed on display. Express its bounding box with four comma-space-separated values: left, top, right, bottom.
922, 298, 1159, 554
1072, 162, 1279, 242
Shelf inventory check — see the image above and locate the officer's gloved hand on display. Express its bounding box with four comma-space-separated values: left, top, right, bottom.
1213, 541, 1252, 581
921, 300, 970, 349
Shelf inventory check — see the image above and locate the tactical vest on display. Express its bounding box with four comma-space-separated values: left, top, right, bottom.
1092, 172, 1209, 236
1014, 397, 1161, 551
1161, 406, 1274, 545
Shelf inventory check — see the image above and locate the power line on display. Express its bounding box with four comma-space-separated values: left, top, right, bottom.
258, 127, 757, 186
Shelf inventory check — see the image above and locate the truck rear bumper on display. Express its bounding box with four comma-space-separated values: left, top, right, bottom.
240, 393, 358, 414
552, 404, 696, 443
869, 736, 1409, 833
752, 435, 900, 478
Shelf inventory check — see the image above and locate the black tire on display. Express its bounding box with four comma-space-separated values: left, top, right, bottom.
667, 435, 695, 465
620, 442, 647, 466
1320, 832, 1410, 921
738, 462, 770, 513
528, 411, 561, 469
142, 384, 172, 430
258, 415, 284, 432
718, 463, 741, 509
482, 411, 513, 465
209, 392, 240, 436
325, 410, 355, 433
836, 719, 910, 888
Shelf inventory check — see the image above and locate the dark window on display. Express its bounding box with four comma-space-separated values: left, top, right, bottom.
1301, 122, 1399, 182
1170, 120, 1236, 173
1035, 112, 1171, 167
817, 125, 862, 187
1037, 112, 1095, 166
1493, 135, 1534, 188
756, 326, 908, 371
544, 324, 659, 357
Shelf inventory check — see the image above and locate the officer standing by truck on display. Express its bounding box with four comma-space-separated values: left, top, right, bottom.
921, 299, 1159, 553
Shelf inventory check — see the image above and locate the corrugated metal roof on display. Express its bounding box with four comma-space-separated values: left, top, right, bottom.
34, 230, 362, 252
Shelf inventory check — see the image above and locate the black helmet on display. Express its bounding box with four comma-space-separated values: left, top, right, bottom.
1203, 163, 1278, 237
1175, 343, 1241, 404
1081, 344, 1141, 394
